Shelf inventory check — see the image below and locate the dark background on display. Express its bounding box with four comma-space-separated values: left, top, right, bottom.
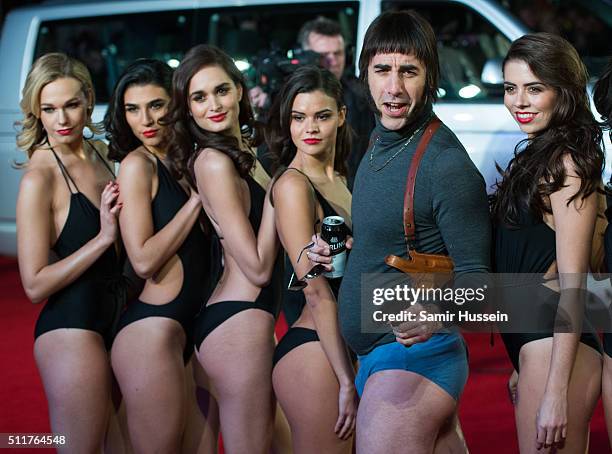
1, 0, 610, 66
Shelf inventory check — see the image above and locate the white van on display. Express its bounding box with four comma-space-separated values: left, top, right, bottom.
0, 0, 608, 255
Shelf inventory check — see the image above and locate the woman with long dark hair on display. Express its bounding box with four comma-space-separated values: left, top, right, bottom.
165, 44, 281, 454
16, 53, 125, 453
594, 57, 612, 449
104, 59, 216, 453
266, 66, 356, 453
493, 33, 604, 452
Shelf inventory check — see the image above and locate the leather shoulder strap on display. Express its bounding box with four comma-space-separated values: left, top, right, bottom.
404, 116, 442, 245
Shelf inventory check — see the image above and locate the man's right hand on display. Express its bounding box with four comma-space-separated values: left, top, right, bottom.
390, 302, 442, 346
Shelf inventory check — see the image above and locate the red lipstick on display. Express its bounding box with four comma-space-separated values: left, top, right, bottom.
57, 128, 73, 136
516, 112, 537, 124
304, 138, 322, 145
209, 113, 227, 123
143, 130, 158, 138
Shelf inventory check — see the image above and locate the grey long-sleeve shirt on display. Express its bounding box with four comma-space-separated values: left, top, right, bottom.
338, 109, 491, 355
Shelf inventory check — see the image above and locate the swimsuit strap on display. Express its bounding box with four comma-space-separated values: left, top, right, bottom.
286, 167, 317, 192
270, 166, 319, 205
270, 166, 321, 229
49, 145, 79, 194
285, 167, 337, 220
87, 140, 115, 178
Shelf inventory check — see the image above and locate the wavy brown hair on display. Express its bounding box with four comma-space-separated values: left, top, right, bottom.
492, 33, 604, 225
164, 44, 262, 186
104, 59, 173, 162
265, 66, 351, 177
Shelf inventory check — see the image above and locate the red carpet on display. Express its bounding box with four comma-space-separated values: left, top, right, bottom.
1, 255, 609, 453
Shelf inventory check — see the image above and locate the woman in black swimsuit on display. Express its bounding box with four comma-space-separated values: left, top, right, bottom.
104, 59, 214, 453
493, 34, 604, 453
165, 44, 280, 454
16, 53, 125, 453
266, 66, 357, 453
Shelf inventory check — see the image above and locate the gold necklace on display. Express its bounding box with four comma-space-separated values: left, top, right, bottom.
368, 123, 425, 172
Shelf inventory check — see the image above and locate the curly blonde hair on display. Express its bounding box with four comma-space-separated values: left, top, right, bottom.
16, 53, 100, 160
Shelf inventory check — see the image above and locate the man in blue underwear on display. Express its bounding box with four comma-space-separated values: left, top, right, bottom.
311, 10, 490, 453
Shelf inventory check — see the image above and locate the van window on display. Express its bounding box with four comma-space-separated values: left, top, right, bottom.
34, 2, 359, 104
197, 3, 358, 63
507, 0, 611, 77
195, 2, 358, 95
35, 10, 195, 103
383, 1, 511, 102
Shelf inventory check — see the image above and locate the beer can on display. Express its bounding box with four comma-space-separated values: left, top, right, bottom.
320, 216, 347, 278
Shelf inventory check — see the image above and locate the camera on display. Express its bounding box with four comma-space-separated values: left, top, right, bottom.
248, 47, 322, 96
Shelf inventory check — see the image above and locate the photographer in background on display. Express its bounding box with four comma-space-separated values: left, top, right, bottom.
250, 17, 374, 188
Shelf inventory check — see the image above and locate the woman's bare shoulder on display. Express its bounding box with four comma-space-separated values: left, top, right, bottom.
19, 163, 54, 202
273, 169, 314, 207
274, 168, 311, 190
119, 147, 155, 173
24, 148, 58, 180
194, 147, 237, 176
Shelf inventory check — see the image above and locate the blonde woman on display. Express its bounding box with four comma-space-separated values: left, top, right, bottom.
16, 53, 125, 453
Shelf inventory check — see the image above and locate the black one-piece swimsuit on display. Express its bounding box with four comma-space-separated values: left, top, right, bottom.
115, 156, 210, 362
193, 175, 283, 351
495, 207, 601, 371
35, 143, 123, 349
271, 168, 352, 367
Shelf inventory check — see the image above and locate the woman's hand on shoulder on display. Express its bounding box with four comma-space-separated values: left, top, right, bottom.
98, 181, 121, 247
188, 185, 201, 205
